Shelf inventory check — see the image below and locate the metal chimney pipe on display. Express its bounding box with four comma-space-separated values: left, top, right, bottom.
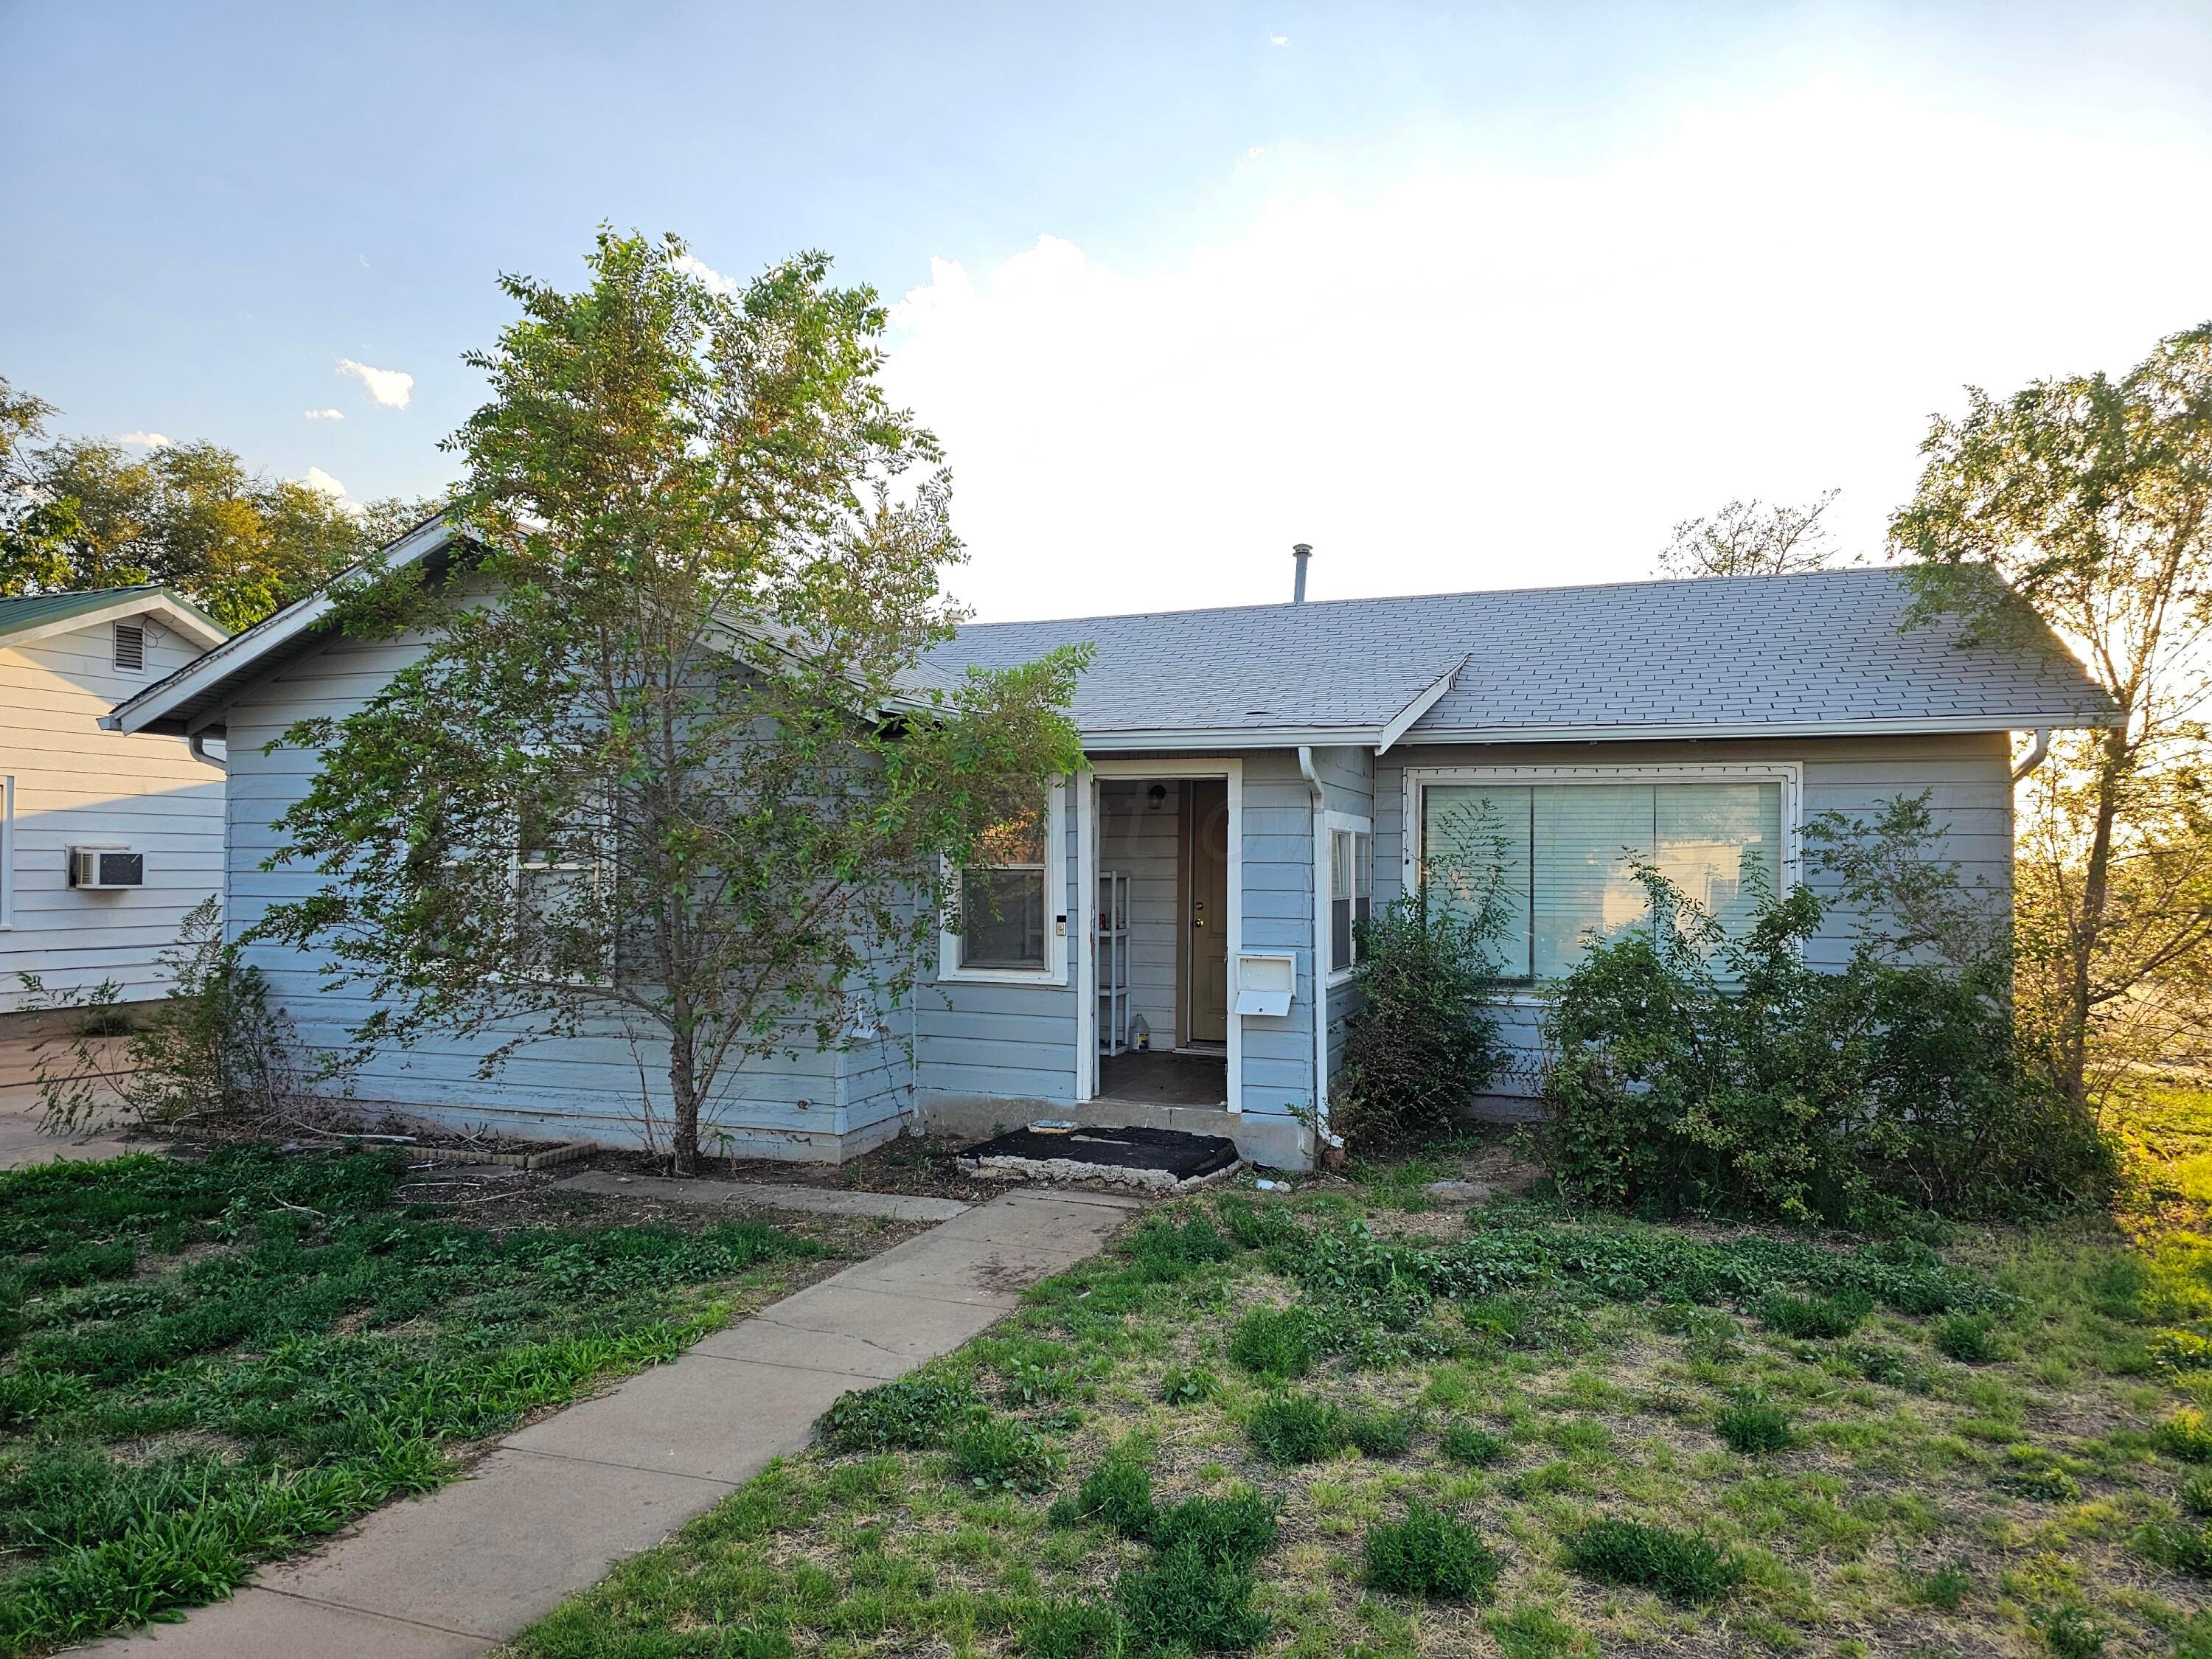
1292, 543, 1312, 604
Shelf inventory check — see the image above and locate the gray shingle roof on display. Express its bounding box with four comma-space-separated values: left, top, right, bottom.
925, 568, 2116, 746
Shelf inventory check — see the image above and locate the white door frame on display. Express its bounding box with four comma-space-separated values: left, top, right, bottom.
1079, 757, 1243, 1113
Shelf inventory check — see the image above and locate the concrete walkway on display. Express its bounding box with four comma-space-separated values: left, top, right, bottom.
92, 1186, 1140, 1657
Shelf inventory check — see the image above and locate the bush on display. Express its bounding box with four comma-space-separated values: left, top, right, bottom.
1714, 1394, 1793, 1455
1543, 797, 2114, 1222
1116, 1543, 1267, 1654
1332, 872, 1509, 1153
1344, 1407, 1416, 1458
1228, 1307, 1316, 1380
1759, 1289, 1872, 1340
1363, 1503, 1503, 1601
1567, 1518, 1744, 1604
1441, 1422, 1512, 1467
1932, 1313, 2004, 1364
1151, 1491, 1277, 1567
950, 1417, 1060, 1494
1247, 1392, 1343, 1465
815, 1377, 975, 1453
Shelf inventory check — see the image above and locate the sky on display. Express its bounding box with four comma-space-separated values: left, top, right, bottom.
4, 1, 2211, 621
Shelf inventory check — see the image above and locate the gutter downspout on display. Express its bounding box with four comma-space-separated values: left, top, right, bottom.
189, 732, 226, 772
2011, 728, 2052, 782
1297, 745, 1338, 1163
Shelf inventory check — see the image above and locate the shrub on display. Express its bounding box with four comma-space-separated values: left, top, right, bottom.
1151, 1491, 1277, 1567
1246, 1392, 1343, 1465
1072, 1446, 1155, 1537
1714, 1394, 1793, 1455
1543, 798, 2114, 1222
1759, 1289, 1872, 1340
815, 1377, 975, 1453
1363, 1503, 1503, 1601
1228, 1307, 1316, 1380
1933, 1313, 2004, 1364
1332, 872, 1509, 1154
1116, 1543, 1268, 1654
1158, 1366, 1219, 1406
1344, 1408, 1416, 1459
1441, 1422, 1512, 1467
950, 1417, 1060, 1493
1567, 1518, 1744, 1604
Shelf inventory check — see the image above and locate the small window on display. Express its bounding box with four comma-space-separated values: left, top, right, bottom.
1329, 825, 1371, 975
112, 622, 145, 672
959, 801, 1050, 970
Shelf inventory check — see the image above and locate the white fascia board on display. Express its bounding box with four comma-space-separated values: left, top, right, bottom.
1375, 654, 1467, 756
6, 592, 229, 655
1079, 724, 1386, 752
1394, 712, 2121, 745
103, 517, 458, 734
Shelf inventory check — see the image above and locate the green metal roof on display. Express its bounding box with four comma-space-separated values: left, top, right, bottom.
0, 585, 226, 643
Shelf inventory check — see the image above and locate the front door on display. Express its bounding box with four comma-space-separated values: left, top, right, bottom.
1186, 778, 1229, 1044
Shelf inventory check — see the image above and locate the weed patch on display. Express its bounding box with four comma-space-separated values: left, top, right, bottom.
1228, 1307, 1316, 1380
1363, 1503, 1503, 1601
1715, 1394, 1795, 1455
1567, 1518, 1745, 1604
1441, 1422, 1512, 1467
1246, 1391, 1344, 1465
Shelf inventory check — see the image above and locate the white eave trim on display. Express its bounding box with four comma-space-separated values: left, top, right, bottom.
1079, 724, 1388, 752
4, 592, 229, 655
1376, 654, 1467, 755
1394, 712, 2121, 744
102, 516, 457, 734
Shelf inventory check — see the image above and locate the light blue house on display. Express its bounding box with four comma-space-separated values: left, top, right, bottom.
107, 525, 2112, 1170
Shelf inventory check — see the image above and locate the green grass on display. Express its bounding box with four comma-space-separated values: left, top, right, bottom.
1363, 1503, 1503, 1601
495, 1096, 2212, 1658
0, 1144, 841, 1655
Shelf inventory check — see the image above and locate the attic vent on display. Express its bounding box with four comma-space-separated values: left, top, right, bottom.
112, 622, 145, 672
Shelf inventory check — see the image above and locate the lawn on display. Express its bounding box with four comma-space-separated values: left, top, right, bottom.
501, 1107, 2212, 1659
0, 1144, 909, 1657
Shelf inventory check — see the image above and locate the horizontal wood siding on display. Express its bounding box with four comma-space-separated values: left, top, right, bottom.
1, 618, 224, 1011
224, 630, 872, 1155
1239, 751, 1317, 1121
1374, 733, 2015, 1093
913, 779, 1080, 1106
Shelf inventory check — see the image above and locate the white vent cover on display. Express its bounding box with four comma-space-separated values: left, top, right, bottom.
112, 622, 145, 672
69, 848, 145, 889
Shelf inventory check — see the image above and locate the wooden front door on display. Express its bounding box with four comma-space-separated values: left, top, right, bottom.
1185, 779, 1229, 1044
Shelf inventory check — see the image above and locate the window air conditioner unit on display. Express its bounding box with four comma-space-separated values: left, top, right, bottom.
69, 847, 145, 889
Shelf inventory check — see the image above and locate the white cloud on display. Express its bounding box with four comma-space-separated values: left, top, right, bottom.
1269, 34, 1288, 46
115, 431, 170, 449
304, 407, 344, 421
1245, 146, 1265, 161
883, 83, 2212, 622
302, 467, 348, 499
335, 358, 414, 409
673, 253, 739, 296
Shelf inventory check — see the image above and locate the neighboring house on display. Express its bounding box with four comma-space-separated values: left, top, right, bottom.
106, 522, 2115, 1169
1, 587, 230, 1018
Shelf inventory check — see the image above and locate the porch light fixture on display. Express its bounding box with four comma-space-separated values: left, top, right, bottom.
1147, 784, 1166, 810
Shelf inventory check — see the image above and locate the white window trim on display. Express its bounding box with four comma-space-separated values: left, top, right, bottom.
939, 780, 1069, 987
0, 775, 13, 931
1400, 762, 1803, 1002
1322, 809, 1372, 989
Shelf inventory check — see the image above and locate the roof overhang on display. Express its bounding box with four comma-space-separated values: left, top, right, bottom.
103, 515, 456, 737
5, 590, 228, 655
1393, 712, 2122, 745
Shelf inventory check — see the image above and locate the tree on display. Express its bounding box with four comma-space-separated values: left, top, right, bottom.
1891, 322, 2212, 1114
0, 378, 446, 629
257, 230, 1087, 1175
1656, 490, 1843, 577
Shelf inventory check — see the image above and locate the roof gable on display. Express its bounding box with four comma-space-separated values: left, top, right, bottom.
0, 586, 228, 654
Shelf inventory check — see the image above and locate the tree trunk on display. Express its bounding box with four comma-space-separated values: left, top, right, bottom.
2065, 726, 2129, 1113
668, 1016, 700, 1177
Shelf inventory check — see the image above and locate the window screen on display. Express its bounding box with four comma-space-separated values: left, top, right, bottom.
1422, 779, 1782, 980
959, 799, 1049, 970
